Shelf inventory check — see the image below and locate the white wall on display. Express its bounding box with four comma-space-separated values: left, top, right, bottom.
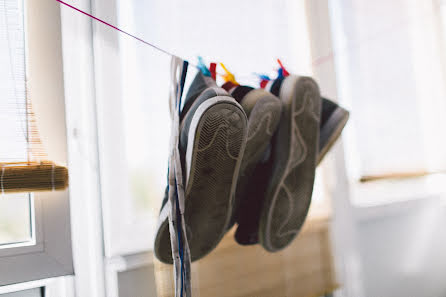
357, 199, 446, 297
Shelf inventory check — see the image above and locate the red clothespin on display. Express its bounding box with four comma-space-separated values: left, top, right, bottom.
277, 59, 290, 77
260, 79, 269, 89
256, 74, 271, 89
209, 62, 217, 81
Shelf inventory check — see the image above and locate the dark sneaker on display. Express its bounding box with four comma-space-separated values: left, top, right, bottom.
221, 82, 282, 229
235, 78, 349, 248
235, 75, 321, 251
154, 73, 248, 263
267, 77, 349, 163
259, 75, 321, 251
318, 97, 349, 164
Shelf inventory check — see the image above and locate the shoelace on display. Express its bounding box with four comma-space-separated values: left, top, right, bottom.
168, 57, 192, 297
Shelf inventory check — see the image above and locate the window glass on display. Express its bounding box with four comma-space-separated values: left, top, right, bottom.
329, 0, 446, 179
119, 24, 171, 217
0, 195, 32, 246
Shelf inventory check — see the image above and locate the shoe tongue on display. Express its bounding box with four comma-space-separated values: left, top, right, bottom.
320, 97, 337, 128
270, 77, 285, 97
180, 72, 217, 121
230, 85, 254, 103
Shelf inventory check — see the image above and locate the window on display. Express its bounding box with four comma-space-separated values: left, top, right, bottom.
328, 0, 446, 204
0, 0, 33, 249
0, 0, 73, 286
0, 196, 32, 246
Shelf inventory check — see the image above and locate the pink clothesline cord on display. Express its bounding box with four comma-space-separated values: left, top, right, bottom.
56, 0, 177, 58
56, 0, 333, 74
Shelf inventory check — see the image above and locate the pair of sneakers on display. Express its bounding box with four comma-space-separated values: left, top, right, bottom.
231, 75, 349, 250
155, 71, 349, 263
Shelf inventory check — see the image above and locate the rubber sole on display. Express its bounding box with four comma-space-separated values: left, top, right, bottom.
258, 76, 321, 252
155, 96, 247, 263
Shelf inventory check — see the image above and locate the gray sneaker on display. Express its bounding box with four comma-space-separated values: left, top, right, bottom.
258, 75, 321, 252
154, 73, 248, 263
268, 78, 349, 164
235, 76, 350, 248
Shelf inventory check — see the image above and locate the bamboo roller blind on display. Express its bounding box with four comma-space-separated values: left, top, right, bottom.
0, 0, 68, 194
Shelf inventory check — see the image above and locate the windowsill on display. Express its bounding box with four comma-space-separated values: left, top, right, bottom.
349, 173, 446, 221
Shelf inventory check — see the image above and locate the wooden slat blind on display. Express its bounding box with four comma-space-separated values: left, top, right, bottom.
1, 0, 68, 193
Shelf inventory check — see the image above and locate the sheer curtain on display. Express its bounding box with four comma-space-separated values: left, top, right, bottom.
330, 0, 446, 180
0, 0, 32, 246
0, 0, 27, 163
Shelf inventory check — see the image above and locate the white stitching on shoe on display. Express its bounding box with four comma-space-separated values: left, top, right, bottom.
276, 183, 298, 237
196, 124, 229, 152
195, 108, 243, 161
247, 112, 273, 141
288, 123, 307, 167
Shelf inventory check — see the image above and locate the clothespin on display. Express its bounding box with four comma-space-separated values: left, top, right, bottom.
197, 56, 211, 76
277, 59, 290, 78
256, 73, 271, 89
209, 62, 217, 81
220, 63, 239, 85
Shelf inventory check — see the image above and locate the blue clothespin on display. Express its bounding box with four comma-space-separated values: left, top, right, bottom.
197, 56, 211, 76
258, 74, 271, 81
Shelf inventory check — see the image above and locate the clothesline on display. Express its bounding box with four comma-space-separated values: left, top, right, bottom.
55, 0, 439, 79
56, 0, 230, 78
56, 0, 321, 79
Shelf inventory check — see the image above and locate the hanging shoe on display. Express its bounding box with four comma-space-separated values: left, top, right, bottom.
236, 75, 321, 251
235, 77, 350, 247
221, 82, 282, 230
260, 75, 321, 251
267, 76, 349, 164
154, 72, 248, 263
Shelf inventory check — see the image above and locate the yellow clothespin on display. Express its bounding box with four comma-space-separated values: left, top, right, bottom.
220, 63, 239, 85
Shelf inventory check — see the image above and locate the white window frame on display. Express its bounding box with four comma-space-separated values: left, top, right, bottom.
104, 251, 155, 297
91, 0, 157, 258
60, 0, 108, 295
0, 277, 75, 297
0, 0, 73, 287
60, 0, 156, 295
305, 1, 365, 296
